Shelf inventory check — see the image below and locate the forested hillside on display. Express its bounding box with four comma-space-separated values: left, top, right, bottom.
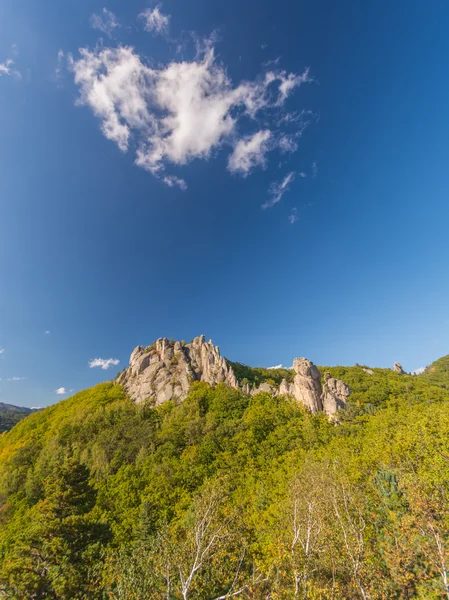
0, 358, 448, 599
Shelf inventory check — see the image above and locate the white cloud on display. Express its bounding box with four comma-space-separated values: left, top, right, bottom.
262, 171, 296, 209
44, 330, 51, 335
0, 377, 25, 381
139, 6, 170, 35
162, 175, 187, 190
56, 387, 67, 394
69, 39, 310, 187
0, 348, 4, 355
90, 8, 119, 37
268, 364, 283, 369
0, 58, 20, 79
412, 367, 426, 375
228, 129, 271, 175
89, 357, 120, 370
288, 207, 298, 224
312, 160, 318, 177
299, 172, 306, 178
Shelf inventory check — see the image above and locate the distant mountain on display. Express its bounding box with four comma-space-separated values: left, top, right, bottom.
0, 403, 37, 433
0, 402, 34, 414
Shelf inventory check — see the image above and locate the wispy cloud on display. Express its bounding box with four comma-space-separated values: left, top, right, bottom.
162, 175, 187, 190
312, 161, 318, 177
90, 8, 119, 37
228, 130, 272, 175
55, 50, 65, 81
0, 348, 4, 355
0, 58, 21, 79
56, 387, 67, 395
278, 134, 299, 154
89, 357, 120, 370
268, 364, 283, 369
288, 207, 298, 224
139, 6, 170, 35
262, 172, 296, 209
44, 330, 51, 335
0, 377, 25, 382
69, 33, 310, 187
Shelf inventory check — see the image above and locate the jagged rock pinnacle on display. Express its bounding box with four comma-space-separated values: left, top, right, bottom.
117, 336, 238, 405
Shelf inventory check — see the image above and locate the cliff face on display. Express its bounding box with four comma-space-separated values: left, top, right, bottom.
277, 359, 350, 416
117, 336, 350, 417
279, 358, 324, 413
117, 335, 238, 405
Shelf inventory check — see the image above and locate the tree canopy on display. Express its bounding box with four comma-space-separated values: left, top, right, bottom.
0, 358, 448, 598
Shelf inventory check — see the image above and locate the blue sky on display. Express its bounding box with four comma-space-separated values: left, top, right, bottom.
1, 0, 449, 407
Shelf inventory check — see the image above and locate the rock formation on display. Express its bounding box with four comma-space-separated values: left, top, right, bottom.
279, 360, 350, 416
393, 362, 406, 375
250, 382, 277, 396
117, 335, 238, 405
117, 336, 350, 417
362, 367, 374, 375
322, 375, 351, 415
279, 359, 323, 413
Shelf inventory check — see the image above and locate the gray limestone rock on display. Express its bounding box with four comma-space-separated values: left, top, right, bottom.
251, 382, 277, 396
322, 377, 351, 416
280, 361, 350, 416
118, 336, 238, 405
291, 358, 323, 413
393, 362, 406, 375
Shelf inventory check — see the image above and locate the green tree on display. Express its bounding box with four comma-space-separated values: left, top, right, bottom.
1, 456, 110, 599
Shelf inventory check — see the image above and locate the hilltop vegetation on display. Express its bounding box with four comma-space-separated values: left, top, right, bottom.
421, 354, 449, 388
0, 358, 448, 598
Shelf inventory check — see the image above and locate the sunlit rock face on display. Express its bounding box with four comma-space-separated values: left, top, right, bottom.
280, 360, 350, 416
117, 337, 350, 417
393, 362, 406, 375
117, 335, 238, 405
322, 375, 351, 416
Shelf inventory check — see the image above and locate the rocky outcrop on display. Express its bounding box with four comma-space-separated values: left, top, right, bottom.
322, 375, 351, 416
250, 382, 277, 396
279, 360, 350, 416
362, 368, 374, 375
117, 336, 350, 417
117, 335, 238, 405
279, 359, 323, 413
393, 362, 406, 375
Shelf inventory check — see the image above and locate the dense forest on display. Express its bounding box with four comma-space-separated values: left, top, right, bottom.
0, 358, 448, 599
